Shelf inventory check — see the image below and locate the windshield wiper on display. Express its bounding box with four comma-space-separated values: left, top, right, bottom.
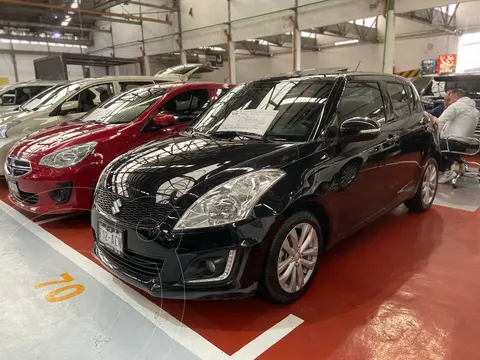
211, 130, 272, 142
182, 128, 212, 139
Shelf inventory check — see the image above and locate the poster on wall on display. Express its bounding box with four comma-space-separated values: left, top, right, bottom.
437, 54, 457, 73
420, 59, 437, 75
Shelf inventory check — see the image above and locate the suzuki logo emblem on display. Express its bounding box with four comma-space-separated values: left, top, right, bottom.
112, 199, 122, 215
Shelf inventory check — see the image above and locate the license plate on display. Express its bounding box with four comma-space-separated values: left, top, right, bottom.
7, 180, 19, 197
98, 222, 124, 255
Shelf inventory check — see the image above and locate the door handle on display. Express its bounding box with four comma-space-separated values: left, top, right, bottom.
386, 134, 399, 145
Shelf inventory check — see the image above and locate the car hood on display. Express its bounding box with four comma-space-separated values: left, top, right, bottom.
103, 135, 298, 205
0, 109, 35, 125
12, 121, 120, 160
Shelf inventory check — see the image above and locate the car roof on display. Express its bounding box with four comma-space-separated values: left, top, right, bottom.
251, 69, 411, 85
67, 76, 165, 87
4, 80, 66, 88
435, 72, 480, 81
140, 81, 231, 91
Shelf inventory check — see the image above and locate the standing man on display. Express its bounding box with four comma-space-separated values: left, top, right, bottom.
437, 89, 479, 183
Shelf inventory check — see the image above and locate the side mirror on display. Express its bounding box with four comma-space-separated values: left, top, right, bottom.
152, 113, 176, 127
340, 117, 381, 142
60, 100, 79, 113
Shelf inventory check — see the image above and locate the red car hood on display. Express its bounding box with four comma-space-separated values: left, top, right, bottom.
11, 121, 124, 161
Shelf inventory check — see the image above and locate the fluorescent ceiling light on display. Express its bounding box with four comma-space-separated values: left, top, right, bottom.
334, 39, 359, 46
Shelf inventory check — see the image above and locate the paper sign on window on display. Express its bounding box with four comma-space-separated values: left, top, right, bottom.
217, 110, 278, 136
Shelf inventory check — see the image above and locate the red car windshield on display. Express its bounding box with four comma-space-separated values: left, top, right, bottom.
81, 86, 168, 125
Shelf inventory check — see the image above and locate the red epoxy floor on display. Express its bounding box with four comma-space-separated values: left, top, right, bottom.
2, 182, 480, 359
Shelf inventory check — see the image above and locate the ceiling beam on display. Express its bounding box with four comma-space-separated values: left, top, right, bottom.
0, 0, 171, 24
0, 34, 92, 46
124, 1, 178, 11
94, 0, 125, 11
0, 19, 111, 33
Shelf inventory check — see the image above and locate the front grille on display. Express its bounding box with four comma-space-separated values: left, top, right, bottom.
94, 188, 177, 230
98, 244, 165, 281
6, 155, 31, 177
16, 189, 39, 205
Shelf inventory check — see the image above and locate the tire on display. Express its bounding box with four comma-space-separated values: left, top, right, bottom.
405, 158, 438, 213
258, 211, 323, 305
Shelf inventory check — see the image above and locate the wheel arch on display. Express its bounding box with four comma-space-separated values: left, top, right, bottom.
282, 197, 331, 250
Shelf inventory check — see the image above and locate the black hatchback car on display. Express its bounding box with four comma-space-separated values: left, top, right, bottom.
91, 70, 441, 304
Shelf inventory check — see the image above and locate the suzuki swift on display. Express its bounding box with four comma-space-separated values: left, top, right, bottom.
6, 82, 231, 214
92, 71, 440, 304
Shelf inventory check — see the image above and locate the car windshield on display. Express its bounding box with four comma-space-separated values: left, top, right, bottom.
22, 83, 80, 111
80, 86, 168, 124
190, 78, 334, 142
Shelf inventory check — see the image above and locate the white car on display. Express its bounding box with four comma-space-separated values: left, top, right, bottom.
0, 80, 64, 113
0, 76, 166, 176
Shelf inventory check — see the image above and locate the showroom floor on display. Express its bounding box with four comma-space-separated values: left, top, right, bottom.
1, 176, 480, 360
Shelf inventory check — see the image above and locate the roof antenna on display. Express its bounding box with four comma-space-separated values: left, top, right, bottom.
355, 61, 361, 71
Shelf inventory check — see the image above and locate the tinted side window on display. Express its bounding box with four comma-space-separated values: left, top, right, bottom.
163, 89, 211, 117
387, 83, 410, 119
66, 83, 114, 113
337, 82, 386, 125
120, 81, 154, 92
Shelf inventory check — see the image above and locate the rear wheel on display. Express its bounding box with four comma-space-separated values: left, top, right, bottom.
258, 211, 323, 304
405, 158, 438, 212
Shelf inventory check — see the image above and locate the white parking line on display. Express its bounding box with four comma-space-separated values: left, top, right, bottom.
0, 200, 304, 360
0, 201, 228, 360
231, 314, 304, 359
35, 213, 79, 225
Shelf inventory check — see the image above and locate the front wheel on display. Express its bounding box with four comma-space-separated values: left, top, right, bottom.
258, 211, 323, 304
405, 158, 438, 213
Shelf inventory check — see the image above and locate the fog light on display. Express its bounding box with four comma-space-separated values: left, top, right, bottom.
48, 181, 73, 204
206, 259, 216, 273
187, 250, 237, 284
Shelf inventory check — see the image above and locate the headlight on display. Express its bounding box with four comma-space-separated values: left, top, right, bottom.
173, 169, 285, 230
39, 142, 97, 169
0, 120, 21, 139
0, 125, 8, 138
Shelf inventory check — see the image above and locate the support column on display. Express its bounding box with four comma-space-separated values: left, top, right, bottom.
292, 0, 301, 71
382, 0, 395, 74
180, 50, 187, 64
144, 56, 151, 75
177, 1, 186, 65
10, 41, 18, 82
226, 0, 236, 84
228, 40, 236, 84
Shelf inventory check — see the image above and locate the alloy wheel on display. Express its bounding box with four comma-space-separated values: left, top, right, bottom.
277, 223, 319, 293
421, 163, 437, 205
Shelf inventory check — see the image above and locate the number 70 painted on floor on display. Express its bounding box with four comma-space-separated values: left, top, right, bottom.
35, 273, 85, 302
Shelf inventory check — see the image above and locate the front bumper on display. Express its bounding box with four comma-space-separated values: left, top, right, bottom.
91, 206, 278, 300
6, 163, 100, 214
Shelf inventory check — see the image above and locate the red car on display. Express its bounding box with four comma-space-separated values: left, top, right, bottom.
5, 82, 232, 214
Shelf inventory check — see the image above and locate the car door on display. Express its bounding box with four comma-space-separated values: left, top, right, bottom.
319, 79, 394, 238
56, 82, 115, 124
378, 81, 426, 205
